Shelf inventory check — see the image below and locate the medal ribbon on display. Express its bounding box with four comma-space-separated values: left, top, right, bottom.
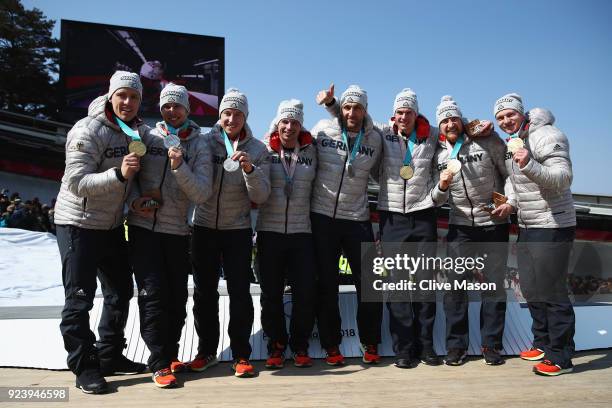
446, 135, 464, 160
399, 130, 417, 166
221, 129, 239, 159
165, 121, 190, 136
341, 128, 364, 166
114, 116, 141, 141
509, 117, 529, 139
280, 145, 300, 185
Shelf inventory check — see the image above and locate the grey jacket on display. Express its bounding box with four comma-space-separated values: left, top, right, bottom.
127, 120, 213, 235
193, 123, 271, 230
504, 108, 576, 228
375, 118, 441, 214
54, 95, 147, 230
256, 131, 317, 234
432, 132, 515, 227
323, 99, 440, 214
310, 114, 383, 222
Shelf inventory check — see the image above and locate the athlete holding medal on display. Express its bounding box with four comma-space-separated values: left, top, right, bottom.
430, 96, 515, 367
189, 88, 270, 378
127, 83, 213, 388
53, 71, 148, 394
494, 93, 576, 376
319, 86, 442, 368
256, 100, 317, 369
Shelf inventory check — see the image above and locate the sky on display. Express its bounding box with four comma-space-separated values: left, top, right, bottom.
23, 0, 612, 195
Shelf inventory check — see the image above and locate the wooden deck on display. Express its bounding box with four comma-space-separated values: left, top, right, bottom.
1, 350, 611, 407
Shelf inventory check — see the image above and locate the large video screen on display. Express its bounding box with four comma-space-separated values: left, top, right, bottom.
60, 20, 224, 127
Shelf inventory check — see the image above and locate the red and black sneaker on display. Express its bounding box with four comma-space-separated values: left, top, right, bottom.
533, 359, 573, 376
293, 350, 313, 368
265, 342, 286, 369
360, 344, 381, 364
152, 368, 177, 388
188, 354, 219, 372
520, 347, 545, 361
325, 346, 345, 366
170, 358, 186, 373
232, 359, 255, 378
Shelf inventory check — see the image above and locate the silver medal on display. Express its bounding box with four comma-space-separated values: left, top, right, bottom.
223, 157, 240, 172
446, 159, 462, 175
163, 133, 181, 149
347, 163, 354, 177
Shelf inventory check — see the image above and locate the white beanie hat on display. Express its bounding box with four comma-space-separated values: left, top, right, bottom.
108, 70, 142, 100
436, 95, 463, 125
159, 83, 190, 113
340, 85, 368, 109
393, 88, 419, 114
219, 88, 248, 117
275, 99, 304, 126
494, 93, 524, 116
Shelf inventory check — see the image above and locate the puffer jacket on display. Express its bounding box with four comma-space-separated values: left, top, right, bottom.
256, 131, 317, 234
432, 132, 515, 226
375, 117, 441, 213
193, 123, 270, 230
504, 108, 575, 228
54, 95, 148, 230
127, 120, 213, 235
310, 113, 382, 222
322, 99, 440, 214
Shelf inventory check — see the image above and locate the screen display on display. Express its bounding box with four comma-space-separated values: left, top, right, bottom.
60, 20, 224, 126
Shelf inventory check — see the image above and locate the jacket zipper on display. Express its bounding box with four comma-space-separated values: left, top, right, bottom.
511, 160, 526, 228
332, 154, 348, 219
284, 195, 290, 234
403, 137, 407, 212
215, 168, 225, 229
151, 155, 170, 232
459, 168, 475, 227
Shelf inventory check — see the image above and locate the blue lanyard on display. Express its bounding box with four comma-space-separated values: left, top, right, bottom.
341, 128, 364, 164
448, 135, 464, 159
114, 116, 141, 141
401, 130, 417, 166
509, 117, 529, 139
165, 121, 190, 135
222, 129, 238, 157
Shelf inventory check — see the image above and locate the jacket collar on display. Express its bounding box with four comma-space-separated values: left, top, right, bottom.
267, 131, 313, 154
391, 114, 431, 141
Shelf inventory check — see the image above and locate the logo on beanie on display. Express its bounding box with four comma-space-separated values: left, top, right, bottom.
496, 104, 505, 112
231, 103, 238, 108
168, 97, 175, 102
119, 76, 140, 88
446, 112, 453, 118
397, 96, 416, 103
163, 90, 183, 98
224, 96, 245, 104
344, 91, 363, 98
348, 97, 355, 103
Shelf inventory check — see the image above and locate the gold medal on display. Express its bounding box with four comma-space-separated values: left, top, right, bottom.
400, 165, 414, 180
446, 159, 462, 174
507, 138, 524, 153
128, 140, 147, 157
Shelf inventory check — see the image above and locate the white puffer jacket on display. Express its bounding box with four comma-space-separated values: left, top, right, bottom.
504, 108, 576, 228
